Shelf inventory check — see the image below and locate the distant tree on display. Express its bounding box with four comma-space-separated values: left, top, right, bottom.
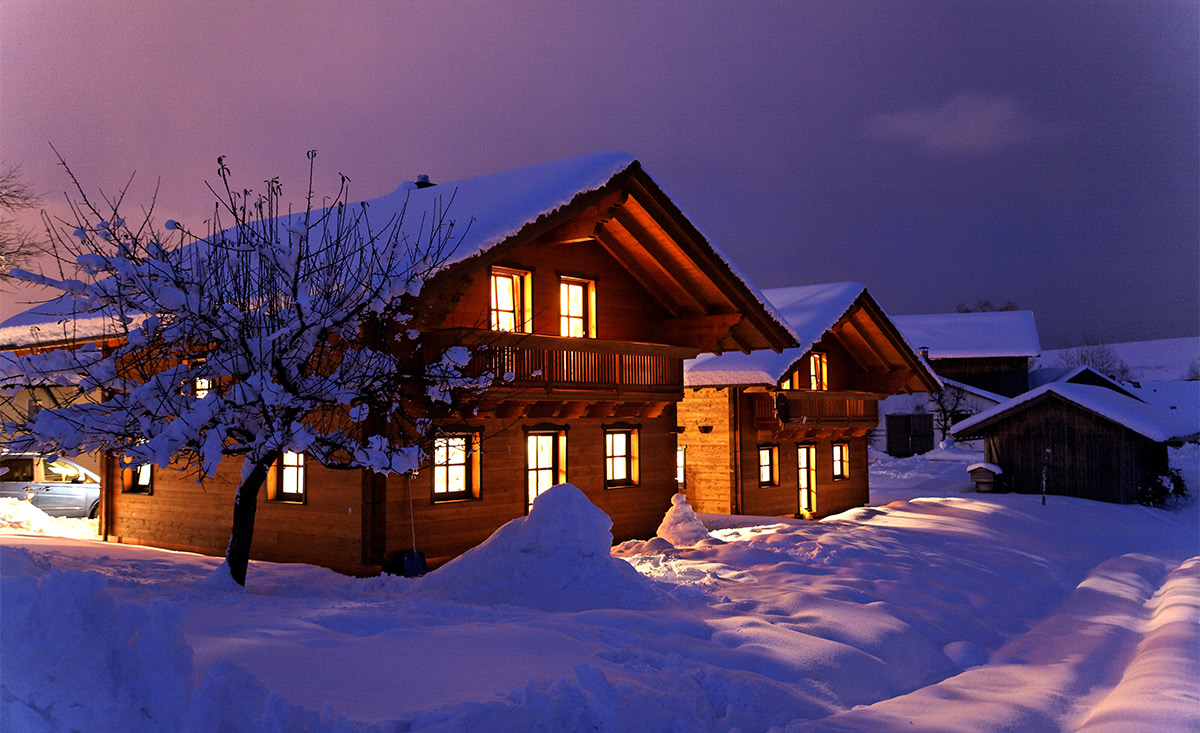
0, 152, 490, 586
1183, 357, 1200, 382
955, 299, 1019, 313
0, 162, 44, 281
1054, 337, 1133, 381
930, 384, 980, 440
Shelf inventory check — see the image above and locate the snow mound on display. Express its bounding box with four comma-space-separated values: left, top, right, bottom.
657, 493, 712, 546
418, 484, 667, 612
0, 497, 99, 540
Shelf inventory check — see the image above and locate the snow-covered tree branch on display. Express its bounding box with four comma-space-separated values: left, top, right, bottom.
1, 152, 491, 585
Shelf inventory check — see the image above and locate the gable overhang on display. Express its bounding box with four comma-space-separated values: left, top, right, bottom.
434, 161, 796, 356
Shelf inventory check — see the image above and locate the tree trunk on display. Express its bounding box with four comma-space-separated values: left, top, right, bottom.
225, 456, 274, 586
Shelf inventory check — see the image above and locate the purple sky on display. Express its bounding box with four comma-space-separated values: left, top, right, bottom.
2, 1, 1196, 348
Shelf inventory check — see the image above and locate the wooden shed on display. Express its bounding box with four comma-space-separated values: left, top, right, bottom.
950, 382, 1189, 504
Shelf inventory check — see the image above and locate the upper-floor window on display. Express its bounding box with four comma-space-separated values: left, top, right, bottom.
809, 352, 828, 391
832, 442, 850, 480
604, 426, 639, 488
490, 267, 530, 333
432, 433, 480, 501
758, 444, 779, 486
559, 277, 594, 338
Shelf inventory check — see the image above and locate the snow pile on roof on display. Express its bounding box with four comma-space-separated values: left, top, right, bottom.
417, 483, 667, 612
656, 493, 712, 546
892, 311, 1041, 359
952, 382, 1193, 442
0, 498, 98, 540
686, 282, 865, 385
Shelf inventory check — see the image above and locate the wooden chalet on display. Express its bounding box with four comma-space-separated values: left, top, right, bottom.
2, 153, 796, 574
679, 283, 939, 520
950, 379, 1192, 504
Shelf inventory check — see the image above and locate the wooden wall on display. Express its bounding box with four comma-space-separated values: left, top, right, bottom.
388, 408, 680, 566
104, 455, 372, 575
677, 387, 736, 514
432, 239, 672, 343
982, 399, 1167, 504
930, 356, 1030, 398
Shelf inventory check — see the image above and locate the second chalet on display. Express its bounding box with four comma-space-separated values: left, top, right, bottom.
679, 282, 939, 520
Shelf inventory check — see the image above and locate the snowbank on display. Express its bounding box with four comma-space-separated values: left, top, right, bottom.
0, 497, 99, 540
417, 483, 667, 611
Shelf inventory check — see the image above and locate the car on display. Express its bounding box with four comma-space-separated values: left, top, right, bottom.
0, 454, 101, 518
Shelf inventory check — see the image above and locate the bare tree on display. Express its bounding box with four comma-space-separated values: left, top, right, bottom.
1054, 337, 1132, 381
930, 384, 979, 440
955, 299, 1019, 313
1, 152, 490, 585
0, 163, 44, 280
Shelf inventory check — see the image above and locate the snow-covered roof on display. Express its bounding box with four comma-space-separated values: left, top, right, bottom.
685, 282, 866, 385
1, 152, 793, 351
940, 377, 1006, 406
892, 311, 1041, 360
1129, 380, 1200, 438
951, 382, 1192, 443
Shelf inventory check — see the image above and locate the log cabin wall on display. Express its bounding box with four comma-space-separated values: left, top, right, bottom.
677, 387, 737, 514
735, 388, 870, 519
103, 455, 372, 575
929, 356, 1031, 398
387, 409, 679, 566
982, 398, 1166, 504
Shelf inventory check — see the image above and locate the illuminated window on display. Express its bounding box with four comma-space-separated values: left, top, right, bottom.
559, 277, 594, 338
809, 352, 828, 391
832, 442, 849, 480
526, 429, 567, 510
432, 433, 479, 501
676, 445, 686, 488
490, 267, 530, 333
194, 378, 211, 399
798, 444, 816, 513
758, 444, 779, 486
604, 426, 639, 487
268, 451, 306, 502
120, 454, 153, 494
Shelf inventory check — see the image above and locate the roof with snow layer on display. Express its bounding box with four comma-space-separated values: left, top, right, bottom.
0, 152, 796, 353
950, 381, 1193, 443
891, 311, 1041, 360
685, 282, 939, 393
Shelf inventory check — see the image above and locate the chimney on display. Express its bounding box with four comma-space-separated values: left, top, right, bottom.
414, 174, 435, 188
919, 346, 930, 360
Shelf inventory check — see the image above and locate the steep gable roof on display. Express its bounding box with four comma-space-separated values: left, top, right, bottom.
892, 311, 1041, 360
1, 153, 796, 354
685, 282, 939, 393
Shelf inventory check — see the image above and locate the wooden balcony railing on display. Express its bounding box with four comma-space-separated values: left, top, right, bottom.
752, 392, 879, 429
460, 333, 691, 397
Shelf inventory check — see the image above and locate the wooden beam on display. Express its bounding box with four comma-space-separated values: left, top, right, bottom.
661, 313, 743, 351
610, 207, 715, 311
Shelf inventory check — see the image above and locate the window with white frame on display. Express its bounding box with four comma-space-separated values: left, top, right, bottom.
798, 444, 816, 513
432, 433, 479, 501
490, 267, 530, 333
832, 442, 850, 480
604, 426, 639, 487
526, 429, 567, 510
559, 277, 594, 338
758, 444, 779, 486
809, 352, 828, 391
676, 445, 686, 488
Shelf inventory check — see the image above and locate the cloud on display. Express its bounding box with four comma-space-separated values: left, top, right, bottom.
864, 92, 1035, 155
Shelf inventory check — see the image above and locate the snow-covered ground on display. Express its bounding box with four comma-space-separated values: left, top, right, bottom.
2, 447, 1197, 731
1038, 336, 1199, 382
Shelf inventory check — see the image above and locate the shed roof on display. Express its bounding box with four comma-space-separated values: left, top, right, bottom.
951, 382, 1192, 443
891, 311, 1041, 360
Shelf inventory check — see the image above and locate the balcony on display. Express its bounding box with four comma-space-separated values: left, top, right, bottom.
461, 332, 691, 401
751, 392, 879, 438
